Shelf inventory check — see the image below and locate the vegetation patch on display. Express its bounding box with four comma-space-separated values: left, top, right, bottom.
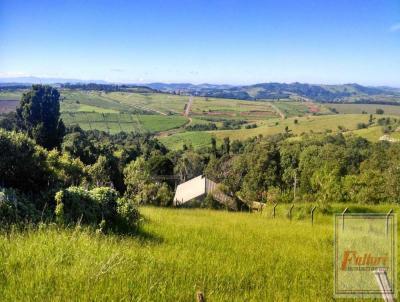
159, 131, 214, 150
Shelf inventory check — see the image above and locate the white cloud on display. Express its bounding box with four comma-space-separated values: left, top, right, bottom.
390, 23, 400, 32
110, 68, 125, 72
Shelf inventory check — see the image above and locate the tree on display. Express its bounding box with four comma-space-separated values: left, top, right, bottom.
155, 182, 173, 206
123, 157, 151, 199
376, 108, 384, 115
0, 129, 50, 193
147, 155, 174, 178
16, 85, 65, 149
222, 137, 230, 155
46, 149, 86, 187
88, 155, 112, 187
239, 141, 281, 202
230, 140, 243, 154
61, 128, 97, 164
174, 151, 204, 182
211, 137, 217, 154
310, 165, 343, 204
0, 112, 18, 131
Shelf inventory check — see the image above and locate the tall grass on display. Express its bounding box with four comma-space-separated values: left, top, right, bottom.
0, 206, 397, 301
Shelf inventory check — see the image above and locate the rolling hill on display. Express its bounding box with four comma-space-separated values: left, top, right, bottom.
149, 82, 400, 104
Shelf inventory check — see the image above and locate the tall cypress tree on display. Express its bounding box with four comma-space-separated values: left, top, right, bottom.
16, 85, 65, 149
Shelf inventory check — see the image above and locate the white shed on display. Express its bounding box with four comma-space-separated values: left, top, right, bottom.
173, 175, 237, 210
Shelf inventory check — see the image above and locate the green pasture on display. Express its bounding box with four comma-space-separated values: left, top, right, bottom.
61, 112, 188, 134
0, 205, 399, 301
327, 103, 400, 115
159, 131, 214, 150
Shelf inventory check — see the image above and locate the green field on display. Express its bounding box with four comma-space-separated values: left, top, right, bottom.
0, 89, 290, 135
272, 101, 310, 116
215, 114, 371, 140
161, 113, 400, 149
0, 205, 398, 301
160, 114, 392, 149
104, 92, 189, 114
0, 91, 24, 101
159, 131, 214, 150
5, 89, 400, 144
189, 98, 278, 119
326, 103, 400, 115
61, 112, 188, 134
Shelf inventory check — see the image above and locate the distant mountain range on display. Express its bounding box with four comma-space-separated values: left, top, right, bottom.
1, 77, 400, 104
146, 82, 400, 104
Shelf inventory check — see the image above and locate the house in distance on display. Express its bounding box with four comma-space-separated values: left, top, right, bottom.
173, 175, 238, 210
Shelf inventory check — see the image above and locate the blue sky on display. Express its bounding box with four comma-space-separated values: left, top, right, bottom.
0, 0, 399, 86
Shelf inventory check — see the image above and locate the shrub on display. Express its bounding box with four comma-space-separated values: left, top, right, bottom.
0, 129, 50, 193
245, 123, 257, 129
55, 187, 96, 225
90, 187, 119, 225
47, 150, 86, 187
0, 187, 40, 224
186, 123, 217, 131
356, 122, 368, 129
116, 197, 140, 231
201, 193, 224, 209
55, 186, 140, 232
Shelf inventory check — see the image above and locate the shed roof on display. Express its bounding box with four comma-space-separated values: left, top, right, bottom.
173, 175, 207, 205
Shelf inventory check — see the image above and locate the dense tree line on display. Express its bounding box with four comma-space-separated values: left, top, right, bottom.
204, 133, 400, 207
60, 83, 156, 93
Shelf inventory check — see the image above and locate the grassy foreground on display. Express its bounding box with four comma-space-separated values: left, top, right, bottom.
0, 206, 397, 301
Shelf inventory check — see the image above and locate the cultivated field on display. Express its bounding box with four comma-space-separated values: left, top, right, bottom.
0, 205, 398, 301
326, 103, 400, 115
161, 114, 383, 149
189, 98, 279, 120
0, 100, 18, 113
161, 113, 400, 150
61, 112, 188, 134
272, 100, 330, 116
4, 89, 400, 145
0, 91, 24, 101
159, 131, 214, 150
0, 89, 319, 132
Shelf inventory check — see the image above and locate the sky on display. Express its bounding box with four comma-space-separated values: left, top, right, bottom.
0, 0, 399, 86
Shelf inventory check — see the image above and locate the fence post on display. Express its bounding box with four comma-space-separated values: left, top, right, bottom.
311, 206, 317, 226
196, 291, 205, 302
288, 204, 294, 220
273, 203, 278, 218
386, 209, 393, 236
342, 207, 348, 231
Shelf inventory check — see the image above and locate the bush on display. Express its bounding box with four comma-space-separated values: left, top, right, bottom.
0, 129, 51, 192
186, 123, 217, 131
55, 187, 95, 225
245, 123, 257, 129
116, 197, 140, 231
356, 122, 368, 129
55, 186, 140, 232
0, 187, 40, 224
201, 194, 224, 209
